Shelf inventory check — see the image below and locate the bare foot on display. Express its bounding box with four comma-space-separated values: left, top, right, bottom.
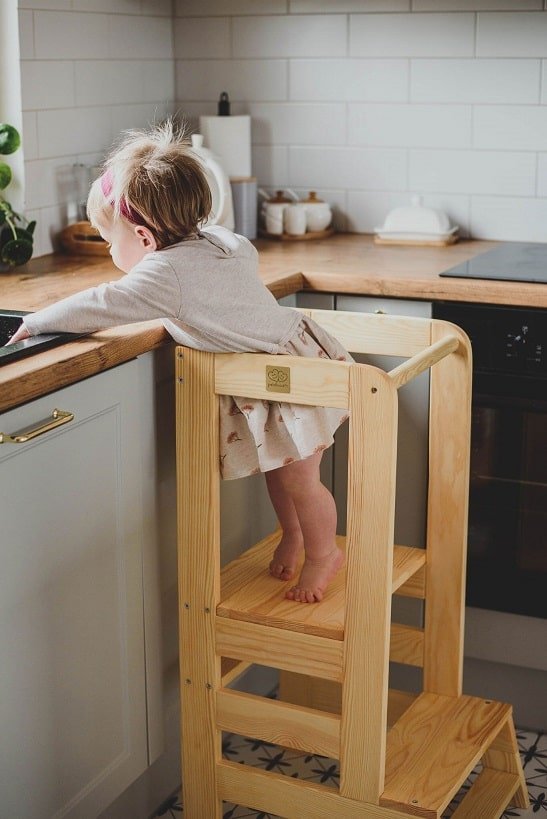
269, 534, 304, 581
285, 546, 344, 603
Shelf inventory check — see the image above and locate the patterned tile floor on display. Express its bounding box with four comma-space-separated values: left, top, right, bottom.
157, 726, 547, 818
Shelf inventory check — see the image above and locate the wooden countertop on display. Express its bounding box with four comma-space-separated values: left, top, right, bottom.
1, 234, 545, 414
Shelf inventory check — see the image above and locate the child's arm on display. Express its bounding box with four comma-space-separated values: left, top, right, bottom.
21, 257, 181, 337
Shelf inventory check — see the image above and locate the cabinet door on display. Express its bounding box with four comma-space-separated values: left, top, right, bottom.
0, 362, 147, 819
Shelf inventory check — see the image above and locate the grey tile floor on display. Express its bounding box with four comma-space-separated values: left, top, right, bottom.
158, 726, 547, 818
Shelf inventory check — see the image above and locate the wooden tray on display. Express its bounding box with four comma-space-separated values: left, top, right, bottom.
258, 227, 334, 242
374, 233, 459, 248
60, 220, 110, 256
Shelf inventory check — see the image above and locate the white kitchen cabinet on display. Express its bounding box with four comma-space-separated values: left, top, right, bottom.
0, 361, 148, 819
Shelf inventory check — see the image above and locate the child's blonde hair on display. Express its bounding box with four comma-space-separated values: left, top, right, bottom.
87, 119, 212, 248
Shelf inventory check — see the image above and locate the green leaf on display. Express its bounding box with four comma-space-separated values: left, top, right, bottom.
0, 124, 21, 155
0, 162, 12, 190
26, 220, 36, 236
0, 209, 5, 226
15, 227, 33, 243
1, 238, 33, 267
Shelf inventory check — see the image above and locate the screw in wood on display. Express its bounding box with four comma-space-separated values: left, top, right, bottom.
371, 387, 378, 393
184, 602, 190, 609
185, 679, 191, 685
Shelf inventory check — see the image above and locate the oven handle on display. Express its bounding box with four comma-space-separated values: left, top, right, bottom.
388, 334, 460, 390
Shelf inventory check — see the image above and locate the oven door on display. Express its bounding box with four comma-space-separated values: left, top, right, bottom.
468, 373, 547, 619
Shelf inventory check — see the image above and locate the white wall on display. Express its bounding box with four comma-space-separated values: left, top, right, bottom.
174, 1, 547, 241
18, 0, 174, 257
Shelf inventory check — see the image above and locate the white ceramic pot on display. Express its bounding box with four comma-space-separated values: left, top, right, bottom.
284, 203, 307, 236
302, 192, 332, 232
264, 202, 287, 235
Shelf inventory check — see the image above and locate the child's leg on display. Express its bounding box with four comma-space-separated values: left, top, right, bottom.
266, 453, 344, 603
265, 469, 304, 580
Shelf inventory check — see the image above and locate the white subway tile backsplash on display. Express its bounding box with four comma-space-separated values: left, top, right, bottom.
414, 0, 541, 9
110, 102, 172, 137
348, 103, 472, 148
290, 59, 408, 102
21, 61, 75, 110
72, 0, 141, 13
34, 11, 109, 59
25, 157, 76, 210
477, 12, 547, 57
18, 10, 35, 60
175, 60, 287, 102
350, 13, 475, 57
19, 2, 547, 253
233, 15, 346, 58
538, 155, 547, 197
411, 59, 540, 104
19, 0, 71, 9
108, 15, 173, 59
290, 1, 408, 10
37, 106, 112, 158
174, 18, 231, 60
75, 61, 145, 107
142, 61, 175, 106
175, 0, 286, 15
409, 149, 536, 196
474, 106, 547, 151
22, 112, 39, 162
470, 196, 547, 242
289, 145, 407, 189
140, 0, 172, 15
252, 145, 290, 187
249, 103, 346, 144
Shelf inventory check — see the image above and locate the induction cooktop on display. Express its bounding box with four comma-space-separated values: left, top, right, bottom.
439, 242, 547, 284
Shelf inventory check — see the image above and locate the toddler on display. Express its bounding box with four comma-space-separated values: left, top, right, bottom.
8, 121, 351, 603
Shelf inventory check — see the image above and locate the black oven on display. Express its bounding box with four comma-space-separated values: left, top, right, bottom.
433, 302, 547, 620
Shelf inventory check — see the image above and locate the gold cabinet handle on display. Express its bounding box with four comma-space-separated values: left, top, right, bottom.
0, 408, 74, 444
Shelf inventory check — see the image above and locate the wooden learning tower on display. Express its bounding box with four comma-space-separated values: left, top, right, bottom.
175, 308, 528, 819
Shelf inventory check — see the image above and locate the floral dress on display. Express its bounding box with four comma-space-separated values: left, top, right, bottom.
219, 316, 352, 480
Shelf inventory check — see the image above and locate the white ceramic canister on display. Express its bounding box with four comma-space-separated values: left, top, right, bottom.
264, 202, 287, 235
302, 191, 332, 232
190, 134, 235, 231
284, 203, 307, 236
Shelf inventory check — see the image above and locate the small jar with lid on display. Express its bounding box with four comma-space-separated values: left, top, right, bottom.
302, 191, 332, 232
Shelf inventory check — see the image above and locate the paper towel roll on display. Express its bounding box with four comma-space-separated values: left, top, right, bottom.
199, 115, 251, 179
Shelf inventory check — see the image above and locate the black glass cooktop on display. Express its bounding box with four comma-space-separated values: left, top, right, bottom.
439, 242, 547, 284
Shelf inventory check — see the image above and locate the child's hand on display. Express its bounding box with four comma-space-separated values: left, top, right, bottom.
6, 324, 31, 345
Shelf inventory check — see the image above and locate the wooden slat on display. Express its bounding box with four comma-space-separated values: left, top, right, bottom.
482, 718, 529, 809
220, 658, 252, 687
388, 335, 459, 390
215, 617, 344, 681
217, 760, 412, 819
423, 323, 472, 696
450, 768, 520, 819
308, 308, 432, 358
390, 623, 424, 667
216, 688, 340, 758
215, 352, 351, 408
392, 546, 426, 594
176, 347, 223, 818
340, 365, 398, 803
279, 674, 417, 727
380, 693, 512, 819
397, 564, 426, 599
219, 533, 425, 640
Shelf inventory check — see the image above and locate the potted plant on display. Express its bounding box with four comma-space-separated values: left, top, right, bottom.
0, 122, 35, 268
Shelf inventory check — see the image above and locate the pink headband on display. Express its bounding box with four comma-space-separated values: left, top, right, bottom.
100, 169, 142, 225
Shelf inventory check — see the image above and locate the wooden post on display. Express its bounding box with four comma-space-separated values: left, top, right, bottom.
340, 364, 398, 803
176, 347, 223, 819
423, 323, 472, 696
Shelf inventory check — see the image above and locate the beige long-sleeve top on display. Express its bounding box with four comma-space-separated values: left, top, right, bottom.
24, 226, 302, 353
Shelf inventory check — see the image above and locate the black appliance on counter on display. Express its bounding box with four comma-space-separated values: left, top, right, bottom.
0, 310, 84, 366
439, 241, 547, 283
433, 299, 547, 620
